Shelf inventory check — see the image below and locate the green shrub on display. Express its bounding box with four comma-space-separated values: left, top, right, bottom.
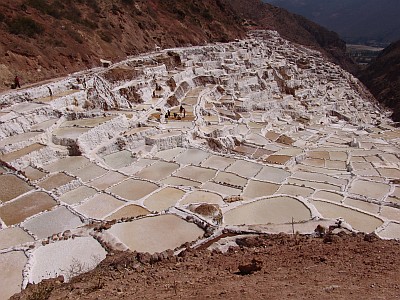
172, 8, 186, 20
63, 8, 82, 24
7, 16, 44, 37
201, 9, 212, 21
68, 29, 83, 43
48, 38, 66, 47
26, 0, 48, 13
99, 31, 112, 43
85, 0, 100, 13
81, 18, 98, 29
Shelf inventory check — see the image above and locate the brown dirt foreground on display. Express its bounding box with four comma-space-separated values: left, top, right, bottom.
12, 233, 400, 300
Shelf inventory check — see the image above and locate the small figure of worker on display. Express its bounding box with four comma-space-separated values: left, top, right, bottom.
14, 76, 21, 88
180, 105, 184, 113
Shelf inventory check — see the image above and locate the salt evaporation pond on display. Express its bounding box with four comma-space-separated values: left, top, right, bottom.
60, 116, 114, 128
43, 156, 90, 173
179, 191, 225, 206
102, 150, 136, 169
143, 187, 185, 212
89, 171, 127, 190
201, 155, 236, 170
0, 174, 33, 203
75, 193, 125, 220
378, 222, 400, 239
242, 180, 280, 199
136, 161, 180, 181
0, 143, 45, 163
175, 166, 217, 183
29, 237, 107, 283
0, 131, 42, 147
214, 171, 248, 188
0, 251, 27, 300
311, 200, 384, 232
224, 196, 312, 225
0, 192, 56, 225
175, 148, 210, 165
106, 204, 150, 220
59, 186, 98, 205
226, 160, 263, 178
108, 179, 159, 201
22, 206, 83, 239
276, 184, 314, 197
71, 163, 108, 182
0, 227, 33, 250
107, 215, 204, 253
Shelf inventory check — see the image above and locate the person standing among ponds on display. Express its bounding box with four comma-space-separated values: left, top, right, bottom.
14, 75, 21, 88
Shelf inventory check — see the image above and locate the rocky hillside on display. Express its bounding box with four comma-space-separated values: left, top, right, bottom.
359, 40, 400, 122
0, 0, 356, 90
0, 0, 245, 90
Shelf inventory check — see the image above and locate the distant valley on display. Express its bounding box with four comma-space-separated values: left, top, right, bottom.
264, 0, 400, 46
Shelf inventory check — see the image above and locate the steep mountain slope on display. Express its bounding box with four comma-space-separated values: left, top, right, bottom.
0, 0, 356, 90
359, 40, 400, 122
264, 0, 400, 46
0, 0, 245, 90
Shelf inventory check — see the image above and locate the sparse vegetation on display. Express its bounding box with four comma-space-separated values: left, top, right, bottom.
7, 16, 44, 37
99, 30, 113, 43
47, 38, 66, 47
81, 17, 98, 29
85, 0, 100, 13
26, 284, 54, 300
201, 8, 213, 21
172, 8, 186, 20
67, 28, 84, 43
25, 0, 100, 28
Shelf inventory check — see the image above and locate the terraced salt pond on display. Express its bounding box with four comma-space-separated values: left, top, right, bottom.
0, 132, 42, 148
224, 196, 312, 225
108, 179, 159, 201
143, 187, 185, 212
107, 215, 204, 253
0, 251, 27, 300
0, 192, 56, 225
102, 150, 136, 169
0, 174, 33, 203
179, 191, 224, 206
311, 200, 384, 232
29, 237, 107, 283
1, 30, 400, 296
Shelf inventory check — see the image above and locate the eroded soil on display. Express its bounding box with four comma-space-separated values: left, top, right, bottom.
12, 233, 400, 300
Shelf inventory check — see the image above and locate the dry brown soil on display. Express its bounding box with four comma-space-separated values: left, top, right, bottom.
12, 233, 400, 300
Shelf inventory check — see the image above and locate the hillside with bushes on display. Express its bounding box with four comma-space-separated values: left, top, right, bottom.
0, 0, 355, 90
